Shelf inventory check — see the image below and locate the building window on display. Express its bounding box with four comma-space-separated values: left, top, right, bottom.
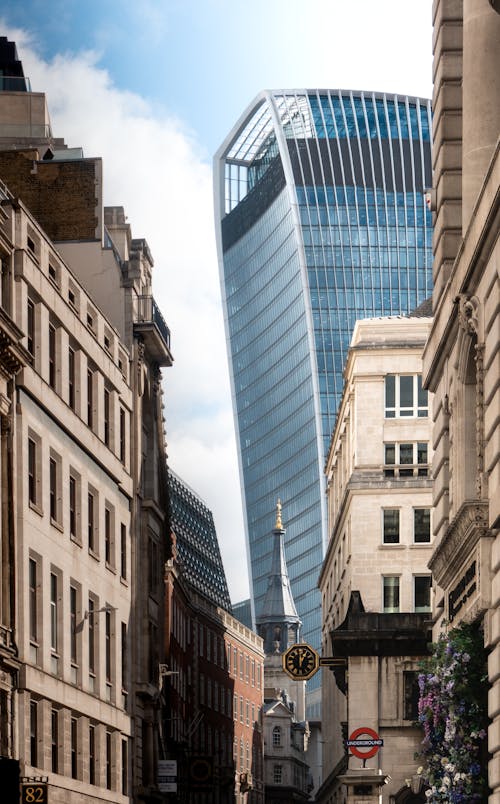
87, 305, 96, 333
106, 731, 112, 790
68, 283, 79, 311
105, 608, 114, 699
28, 433, 41, 508
88, 595, 96, 686
27, 234, 36, 255
272, 726, 282, 747
384, 442, 429, 477
273, 765, 283, 784
27, 298, 35, 358
71, 717, 78, 779
414, 508, 431, 543
49, 457, 57, 520
28, 438, 36, 504
50, 572, 59, 660
89, 724, 95, 784
105, 505, 114, 567
29, 558, 38, 647
49, 452, 62, 525
383, 509, 400, 544
414, 575, 432, 613
118, 350, 127, 380
30, 699, 38, 767
51, 709, 59, 773
121, 621, 127, 693
68, 347, 75, 410
70, 585, 78, 670
48, 261, 59, 286
119, 407, 126, 463
87, 369, 94, 428
385, 374, 428, 418
48, 323, 56, 389
383, 576, 400, 613
104, 330, 114, 354
69, 470, 81, 541
120, 523, 127, 580
88, 489, 98, 554
403, 671, 420, 720
104, 388, 110, 446
122, 739, 128, 795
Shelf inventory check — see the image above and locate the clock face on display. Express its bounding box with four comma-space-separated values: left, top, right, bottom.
282, 643, 319, 680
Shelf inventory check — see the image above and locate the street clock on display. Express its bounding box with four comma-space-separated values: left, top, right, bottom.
282, 643, 320, 680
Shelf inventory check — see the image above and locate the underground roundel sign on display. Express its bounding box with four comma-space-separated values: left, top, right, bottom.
346, 727, 383, 759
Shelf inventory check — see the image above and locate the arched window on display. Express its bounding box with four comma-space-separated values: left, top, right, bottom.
272, 726, 282, 746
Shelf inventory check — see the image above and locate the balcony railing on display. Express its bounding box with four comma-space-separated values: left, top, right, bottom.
0, 75, 31, 92
134, 296, 171, 348
133, 295, 172, 366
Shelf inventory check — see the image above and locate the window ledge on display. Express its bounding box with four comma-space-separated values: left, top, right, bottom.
50, 518, 64, 533
379, 543, 405, 549
29, 501, 43, 517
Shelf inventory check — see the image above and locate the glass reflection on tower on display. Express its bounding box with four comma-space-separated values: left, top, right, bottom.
214, 90, 432, 716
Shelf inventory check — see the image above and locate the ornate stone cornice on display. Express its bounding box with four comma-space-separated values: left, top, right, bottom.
429, 500, 490, 587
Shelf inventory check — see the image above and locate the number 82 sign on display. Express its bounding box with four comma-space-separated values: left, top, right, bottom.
21, 783, 48, 804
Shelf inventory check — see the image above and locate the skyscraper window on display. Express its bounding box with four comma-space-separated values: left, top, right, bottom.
214, 90, 432, 715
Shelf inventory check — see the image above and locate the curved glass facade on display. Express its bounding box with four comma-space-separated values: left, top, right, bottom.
214, 90, 432, 715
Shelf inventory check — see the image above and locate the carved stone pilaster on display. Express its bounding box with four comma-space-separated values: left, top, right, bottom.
475, 342, 485, 497
153, 366, 162, 397
137, 337, 145, 397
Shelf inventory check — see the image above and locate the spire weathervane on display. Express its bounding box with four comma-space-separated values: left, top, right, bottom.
275, 498, 283, 530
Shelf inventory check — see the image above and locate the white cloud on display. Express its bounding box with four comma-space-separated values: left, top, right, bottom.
4, 24, 249, 602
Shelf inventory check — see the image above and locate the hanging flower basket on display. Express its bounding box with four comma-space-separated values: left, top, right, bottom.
416, 621, 488, 802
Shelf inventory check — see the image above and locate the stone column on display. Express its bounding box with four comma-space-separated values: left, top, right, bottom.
462, 0, 500, 229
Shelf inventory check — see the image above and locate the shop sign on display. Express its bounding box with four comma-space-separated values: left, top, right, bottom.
158, 759, 177, 793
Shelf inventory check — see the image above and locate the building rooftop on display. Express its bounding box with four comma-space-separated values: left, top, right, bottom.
168, 469, 232, 612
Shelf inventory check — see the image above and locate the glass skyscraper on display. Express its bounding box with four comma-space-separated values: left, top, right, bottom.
213, 90, 432, 715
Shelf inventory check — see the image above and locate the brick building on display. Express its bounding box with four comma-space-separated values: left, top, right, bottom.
165, 471, 265, 803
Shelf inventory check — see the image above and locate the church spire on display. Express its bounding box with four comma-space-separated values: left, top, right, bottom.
256, 501, 301, 654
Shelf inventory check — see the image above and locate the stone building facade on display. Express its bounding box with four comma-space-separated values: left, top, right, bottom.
422, 0, 500, 798
0, 39, 173, 803
319, 316, 434, 804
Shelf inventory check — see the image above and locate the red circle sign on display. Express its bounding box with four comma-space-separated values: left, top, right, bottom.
347, 727, 383, 759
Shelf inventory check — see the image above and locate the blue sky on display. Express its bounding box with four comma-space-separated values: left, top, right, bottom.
3, 0, 433, 156
1, 1, 433, 602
